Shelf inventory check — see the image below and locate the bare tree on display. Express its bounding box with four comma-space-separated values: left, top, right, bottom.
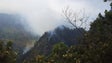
62, 7, 89, 36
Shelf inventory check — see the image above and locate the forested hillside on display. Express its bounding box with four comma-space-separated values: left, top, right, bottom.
21, 26, 84, 62
0, 13, 39, 54
0, 0, 112, 63
22, 3, 112, 63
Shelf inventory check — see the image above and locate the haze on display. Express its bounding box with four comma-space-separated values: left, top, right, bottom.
0, 0, 110, 35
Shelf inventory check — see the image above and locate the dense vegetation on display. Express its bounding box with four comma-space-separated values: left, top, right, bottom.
21, 26, 84, 62
22, 3, 112, 63
0, 41, 17, 63
0, 1, 112, 63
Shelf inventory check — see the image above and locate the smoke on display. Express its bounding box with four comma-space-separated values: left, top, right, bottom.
0, 0, 110, 35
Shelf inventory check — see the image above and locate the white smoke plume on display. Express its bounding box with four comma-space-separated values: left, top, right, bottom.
0, 0, 110, 35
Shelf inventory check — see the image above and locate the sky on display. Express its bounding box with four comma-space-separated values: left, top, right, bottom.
0, 0, 110, 35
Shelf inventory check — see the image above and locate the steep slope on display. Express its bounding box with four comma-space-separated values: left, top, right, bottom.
22, 26, 84, 62
0, 13, 39, 54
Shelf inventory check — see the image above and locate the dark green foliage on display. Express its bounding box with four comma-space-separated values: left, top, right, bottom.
49, 42, 68, 63
82, 10, 112, 63
52, 42, 68, 54
47, 43, 85, 63
0, 40, 17, 63
3, 1, 112, 63
22, 26, 84, 63
22, 3, 112, 63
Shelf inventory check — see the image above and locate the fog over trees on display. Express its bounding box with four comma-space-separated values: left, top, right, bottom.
0, 0, 112, 63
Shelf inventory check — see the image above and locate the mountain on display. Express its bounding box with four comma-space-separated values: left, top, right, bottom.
22, 25, 85, 62
0, 13, 39, 54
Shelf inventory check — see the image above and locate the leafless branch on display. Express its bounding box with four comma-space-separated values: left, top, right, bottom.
62, 7, 89, 36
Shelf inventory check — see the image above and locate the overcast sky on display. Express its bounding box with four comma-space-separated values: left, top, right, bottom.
0, 0, 110, 35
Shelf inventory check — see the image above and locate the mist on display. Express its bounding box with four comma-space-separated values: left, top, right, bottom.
0, 0, 110, 35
